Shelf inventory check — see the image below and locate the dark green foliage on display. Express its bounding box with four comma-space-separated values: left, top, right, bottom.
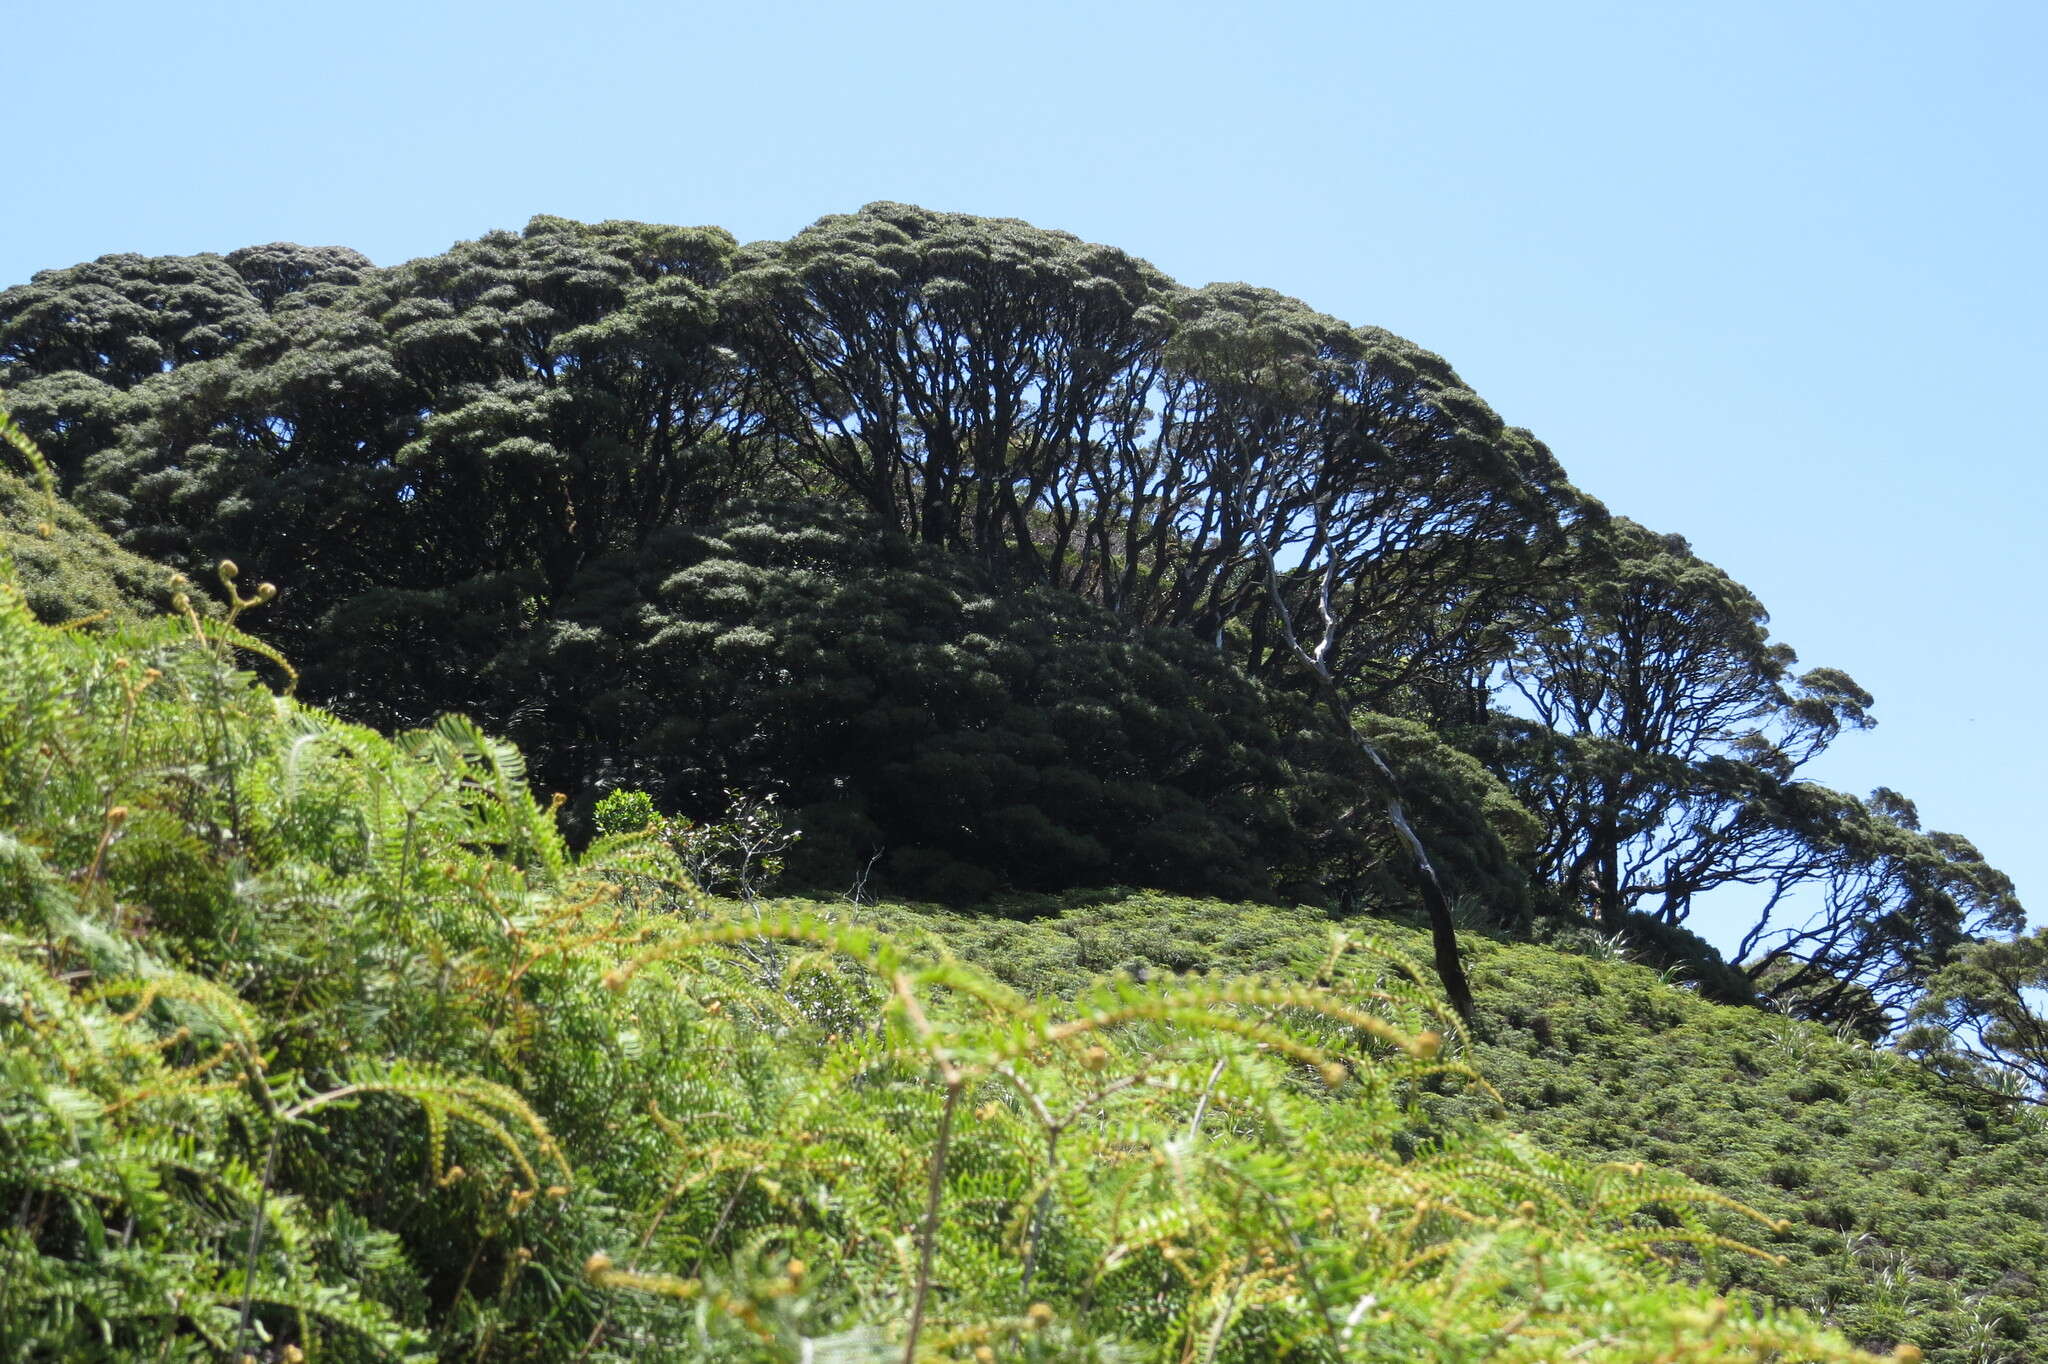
726, 205, 1581, 704
0, 244, 369, 484
1153, 282, 1582, 701
44, 217, 753, 729
723, 201, 1178, 559
1611, 911, 1759, 1007
1351, 711, 1543, 929
1, 211, 1573, 879
511, 500, 1366, 903
0, 205, 2022, 1043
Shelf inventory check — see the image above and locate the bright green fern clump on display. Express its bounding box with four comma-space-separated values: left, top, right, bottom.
0, 421, 1901, 1359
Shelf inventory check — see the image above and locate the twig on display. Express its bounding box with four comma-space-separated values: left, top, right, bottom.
1187, 1057, 1228, 1141
904, 1080, 964, 1363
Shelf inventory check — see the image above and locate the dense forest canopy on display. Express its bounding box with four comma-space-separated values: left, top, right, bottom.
0, 203, 2024, 1037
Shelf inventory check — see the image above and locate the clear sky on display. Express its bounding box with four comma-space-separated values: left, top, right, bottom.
7, 0, 2042, 951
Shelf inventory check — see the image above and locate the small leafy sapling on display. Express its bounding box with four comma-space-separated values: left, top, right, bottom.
592, 787, 659, 839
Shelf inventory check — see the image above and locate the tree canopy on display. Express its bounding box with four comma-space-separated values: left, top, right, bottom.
0, 204, 2023, 1039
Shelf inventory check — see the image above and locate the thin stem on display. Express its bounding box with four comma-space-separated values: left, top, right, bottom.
1199, 1269, 1247, 1364
577, 1156, 725, 1364
1187, 1057, 1228, 1141
904, 1079, 964, 1364
1019, 1129, 1060, 1296
233, 1125, 284, 1359
688, 1164, 761, 1281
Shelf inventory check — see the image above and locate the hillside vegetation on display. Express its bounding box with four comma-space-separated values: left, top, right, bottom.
0, 467, 200, 628
3, 205, 2044, 1359
0, 545, 1907, 1362
856, 894, 2048, 1358
0, 205, 2023, 1034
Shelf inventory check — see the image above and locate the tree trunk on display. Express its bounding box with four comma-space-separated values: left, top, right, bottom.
1322, 690, 1476, 1024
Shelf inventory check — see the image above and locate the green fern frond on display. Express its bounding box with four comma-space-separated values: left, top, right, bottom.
285, 1060, 573, 1191
0, 402, 56, 499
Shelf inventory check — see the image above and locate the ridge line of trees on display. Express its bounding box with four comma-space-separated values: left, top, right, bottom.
0, 202, 2023, 1040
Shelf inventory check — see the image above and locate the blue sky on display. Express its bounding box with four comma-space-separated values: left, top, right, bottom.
8, 0, 2042, 950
